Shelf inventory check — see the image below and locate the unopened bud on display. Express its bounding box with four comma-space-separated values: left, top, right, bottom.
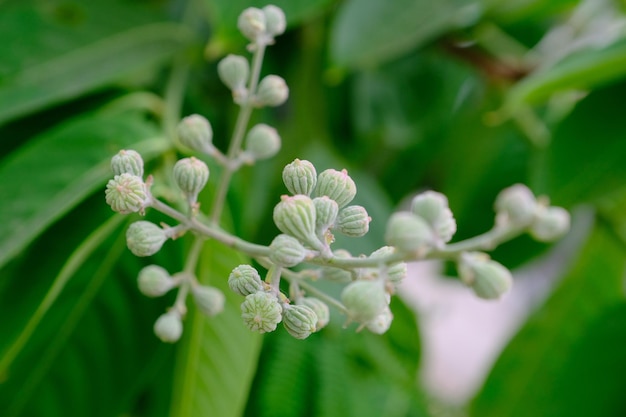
365, 307, 393, 334
336, 205, 371, 237
385, 212, 434, 253
411, 191, 456, 243
458, 252, 513, 299
111, 149, 143, 177
105, 173, 149, 214
282, 304, 318, 339
228, 264, 264, 296
255, 75, 289, 107
237, 7, 266, 42
269, 234, 306, 267
154, 311, 183, 343
495, 184, 537, 226
138, 265, 175, 297
192, 285, 225, 317
173, 157, 209, 203
341, 280, 388, 323
313, 196, 339, 238
177, 114, 213, 153
273, 195, 323, 250
530, 206, 570, 242
241, 291, 283, 333
262, 5, 286, 37
314, 169, 357, 208
369, 246, 407, 284
126, 221, 167, 257
217, 54, 249, 94
244, 124, 281, 160
282, 159, 317, 196
297, 297, 330, 331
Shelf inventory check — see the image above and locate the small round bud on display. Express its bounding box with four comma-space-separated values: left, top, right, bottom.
126, 221, 167, 257
176, 114, 213, 153
262, 5, 286, 37
336, 205, 371, 237
255, 75, 289, 107
244, 124, 281, 160
495, 184, 537, 226
217, 54, 249, 93
365, 307, 393, 334
341, 280, 388, 323
369, 246, 407, 284
237, 7, 266, 42
273, 195, 323, 250
411, 191, 457, 243
530, 206, 570, 242
173, 157, 209, 202
192, 285, 225, 317
313, 196, 339, 237
111, 149, 143, 177
314, 169, 357, 208
228, 265, 264, 296
138, 265, 175, 297
458, 252, 513, 300
282, 304, 318, 339
105, 173, 149, 214
241, 291, 283, 333
385, 212, 434, 253
269, 234, 306, 267
154, 311, 183, 343
297, 297, 330, 331
320, 249, 353, 283
282, 159, 317, 196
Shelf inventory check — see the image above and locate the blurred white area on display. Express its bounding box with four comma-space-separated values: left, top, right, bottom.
399, 209, 591, 404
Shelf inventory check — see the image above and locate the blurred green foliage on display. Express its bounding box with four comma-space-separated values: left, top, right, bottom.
1, 0, 625, 416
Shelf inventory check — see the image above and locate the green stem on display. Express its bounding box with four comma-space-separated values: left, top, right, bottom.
173, 237, 205, 315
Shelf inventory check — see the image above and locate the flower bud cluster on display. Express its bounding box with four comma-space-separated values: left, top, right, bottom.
106, 150, 151, 215
458, 252, 513, 299
237, 5, 286, 46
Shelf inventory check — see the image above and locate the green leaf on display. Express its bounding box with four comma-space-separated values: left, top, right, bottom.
0, 1, 193, 123
330, 0, 483, 68
0, 111, 170, 269
170, 240, 262, 417
471, 220, 626, 417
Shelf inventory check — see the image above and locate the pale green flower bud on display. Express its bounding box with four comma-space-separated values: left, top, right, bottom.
138, 265, 175, 297
176, 114, 213, 153
192, 285, 225, 317
458, 252, 513, 300
283, 304, 318, 339
244, 124, 281, 160
269, 234, 306, 267
217, 54, 249, 93
369, 246, 407, 284
320, 249, 353, 283
385, 212, 434, 253
314, 169, 357, 208
173, 157, 209, 203
365, 307, 393, 334
105, 173, 149, 214
530, 206, 570, 242
313, 196, 339, 238
411, 191, 456, 243
336, 205, 371, 237
273, 195, 323, 250
126, 221, 167, 257
297, 297, 330, 331
495, 184, 537, 226
241, 291, 282, 333
228, 264, 264, 296
255, 75, 289, 107
237, 7, 266, 42
111, 149, 143, 177
341, 280, 388, 323
262, 5, 286, 37
282, 159, 317, 196
154, 311, 183, 343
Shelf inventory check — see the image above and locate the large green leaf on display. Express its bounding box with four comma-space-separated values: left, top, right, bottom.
0, 0, 192, 124
170, 240, 262, 417
471, 220, 626, 417
0, 111, 170, 269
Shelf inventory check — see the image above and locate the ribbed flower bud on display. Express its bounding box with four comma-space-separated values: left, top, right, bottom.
495, 184, 537, 226
273, 195, 323, 250
269, 234, 306, 267
341, 280, 388, 323
369, 246, 407, 284
154, 311, 183, 343
320, 249, 353, 283
411, 191, 456, 243
138, 265, 175, 297
241, 291, 283, 333
283, 304, 318, 339
314, 169, 357, 208
176, 114, 213, 153
173, 157, 209, 203
228, 264, 264, 296
244, 124, 281, 160
336, 205, 371, 237
255, 75, 289, 107
297, 297, 330, 331
237, 7, 266, 42
111, 149, 143, 177
530, 206, 570, 242
217, 54, 249, 94
126, 221, 167, 257
458, 252, 513, 299
192, 285, 225, 317
313, 196, 339, 238
105, 173, 149, 214
282, 159, 317, 196
365, 307, 393, 334
262, 5, 286, 37
385, 212, 434, 253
